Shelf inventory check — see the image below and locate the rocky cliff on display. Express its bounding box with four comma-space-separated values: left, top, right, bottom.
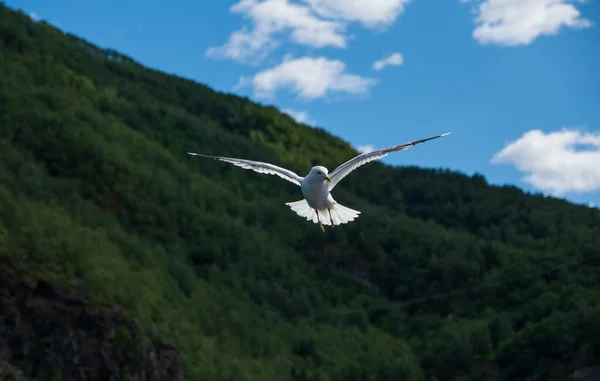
0, 267, 184, 381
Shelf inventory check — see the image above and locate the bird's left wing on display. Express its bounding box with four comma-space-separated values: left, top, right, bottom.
328, 132, 451, 190
187, 152, 303, 186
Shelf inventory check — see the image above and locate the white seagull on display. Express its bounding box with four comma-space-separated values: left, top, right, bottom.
188, 132, 450, 232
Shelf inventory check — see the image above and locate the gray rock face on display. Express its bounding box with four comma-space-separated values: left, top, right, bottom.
0, 268, 185, 381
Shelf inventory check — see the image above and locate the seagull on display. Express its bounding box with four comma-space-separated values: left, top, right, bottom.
188, 132, 451, 232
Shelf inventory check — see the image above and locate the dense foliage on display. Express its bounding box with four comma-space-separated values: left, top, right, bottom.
2, 4, 600, 380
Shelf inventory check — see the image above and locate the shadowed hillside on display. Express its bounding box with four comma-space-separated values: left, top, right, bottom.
2, 4, 600, 380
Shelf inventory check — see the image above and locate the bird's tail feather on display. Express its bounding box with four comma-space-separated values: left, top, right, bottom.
328, 203, 361, 225
286, 199, 319, 224
285, 199, 361, 226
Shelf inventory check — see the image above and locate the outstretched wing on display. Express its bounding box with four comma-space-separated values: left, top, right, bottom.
329, 132, 451, 190
187, 152, 303, 186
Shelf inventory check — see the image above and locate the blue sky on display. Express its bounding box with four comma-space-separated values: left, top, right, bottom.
7, 0, 600, 206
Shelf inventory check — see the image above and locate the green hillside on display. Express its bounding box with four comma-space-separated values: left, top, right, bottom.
2, 4, 600, 380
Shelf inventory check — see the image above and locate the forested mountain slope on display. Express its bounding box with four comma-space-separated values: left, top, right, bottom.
2, 4, 600, 381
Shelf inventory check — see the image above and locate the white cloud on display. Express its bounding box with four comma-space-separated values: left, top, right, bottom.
302, 0, 412, 27
282, 108, 315, 125
207, 0, 412, 63
357, 144, 375, 153
491, 128, 600, 195
236, 55, 377, 99
206, 0, 346, 63
29, 12, 40, 21
466, 0, 593, 46
372, 52, 404, 71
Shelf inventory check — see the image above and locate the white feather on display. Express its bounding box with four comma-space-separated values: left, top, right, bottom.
286, 200, 361, 226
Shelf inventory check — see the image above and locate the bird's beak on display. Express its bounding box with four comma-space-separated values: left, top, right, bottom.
325, 176, 332, 183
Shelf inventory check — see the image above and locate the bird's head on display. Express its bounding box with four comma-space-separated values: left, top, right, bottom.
309, 166, 332, 183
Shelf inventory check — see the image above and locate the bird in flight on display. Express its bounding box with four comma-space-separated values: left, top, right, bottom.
188, 132, 450, 232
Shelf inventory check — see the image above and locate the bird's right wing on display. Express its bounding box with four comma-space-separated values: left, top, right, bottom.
329, 132, 451, 190
187, 152, 303, 186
